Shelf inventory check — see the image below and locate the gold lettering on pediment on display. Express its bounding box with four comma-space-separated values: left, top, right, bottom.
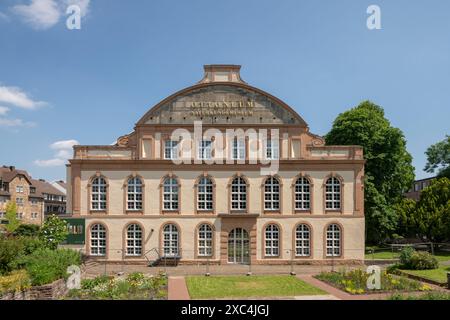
188, 100, 255, 118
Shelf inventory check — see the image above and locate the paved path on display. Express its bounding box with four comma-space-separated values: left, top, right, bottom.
168, 276, 190, 300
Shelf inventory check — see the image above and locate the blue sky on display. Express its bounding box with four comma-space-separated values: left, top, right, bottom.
0, 0, 449, 182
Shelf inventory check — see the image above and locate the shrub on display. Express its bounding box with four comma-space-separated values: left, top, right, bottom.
39, 215, 69, 250
0, 270, 31, 295
399, 246, 415, 267
409, 251, 439, 270
0, 237, 24, 275
16, 248, 81, 286
14, 224, 40, 237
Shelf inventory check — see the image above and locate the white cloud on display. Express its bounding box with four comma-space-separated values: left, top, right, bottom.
0, 86, 47, 110
34, 139, 79, 167
0, 106, 9, 116
13, 0, 61, 30
12, 0, 90, 30
0, 12, 10, 22
0, 117, 36, 127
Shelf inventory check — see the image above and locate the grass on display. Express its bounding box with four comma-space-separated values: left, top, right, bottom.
400, 265, 450, 285
365, 250, 450, 262
185, 275, 325, 299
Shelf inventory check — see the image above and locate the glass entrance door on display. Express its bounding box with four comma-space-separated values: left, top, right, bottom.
228, 228, 250, 264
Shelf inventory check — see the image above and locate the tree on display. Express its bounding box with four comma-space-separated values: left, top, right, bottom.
14, 224, 41, 237
394, 197, 418, 238
325, 101, 415, 243
39, 215, 69, 250
3, 202, 20, 235
424, 135, 450, 178
413, 178, 450, 241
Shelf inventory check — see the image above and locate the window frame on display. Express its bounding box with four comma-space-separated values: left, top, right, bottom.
90, 224, 107, 257
263, 177, 281, 212
162, 224, 179, 257
325, 224, 341, 257
264, 224, 280, 257
293, 176, 311, 212
197, 176, 214, 213
198, 140, 212, 160
197, 224, 213, 258
230, 176, 247, 212
164, 140, 179, 160
90, 176, 107, 212
295, 224, 311, 257
125, 224, 143, 257
126, 177, 143, 212
324, 176, 342, 211
162, 177, 179, 212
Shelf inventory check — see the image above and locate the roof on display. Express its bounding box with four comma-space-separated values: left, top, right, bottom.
31, 179, 66, 197
0, 166, 33, 184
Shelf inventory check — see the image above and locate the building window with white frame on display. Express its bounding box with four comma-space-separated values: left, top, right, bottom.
231, 137, 245, 160
325, 177, 341, 210
16, 197, 24, 206
197, 177, 213, 211
163, 177, 179, 211
90, 224, 107, 256
294, 177, 311, 210
264, 224, 280, 257
198, 224, 213, 257
16, 212, 23, 220
127, 177, 143, 211
164, 140, 179, 160
31, 212, 38, 220
126, 224, 143, 256
91, 177, 107, 211
295, 224, 311, 257
326, 224, 341, 257
16, 185, 24, 193
230, 177, 247, 211
163, 224, 179, 257
198, 140, 212, 160
264, 177, 280, 211
265, 139, 279, 160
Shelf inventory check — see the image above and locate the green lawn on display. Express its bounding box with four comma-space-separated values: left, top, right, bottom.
185, 275, 325, 299
365, 250, 450, 262
400, 265, 450, 284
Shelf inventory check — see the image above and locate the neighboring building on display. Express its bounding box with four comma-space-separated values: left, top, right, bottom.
67, 65, 365, 265
0, 166, 67, 224
404, 177, 436, 201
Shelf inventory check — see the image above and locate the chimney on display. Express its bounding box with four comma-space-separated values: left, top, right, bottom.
199, 65, 246, 84
9, 166, 15, 171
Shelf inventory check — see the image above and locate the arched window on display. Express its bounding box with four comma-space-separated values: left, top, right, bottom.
126, 224, 142, 256
326, 224, 341, 257
127, 177, 143, 211
163, 224, 179, 257
90, 224, 106, 256
163, 177, 179, 211
295, 224, 311, 257
230, 177, 247, 211
198, 224, 213, 257
197, 177, 213, 211
264, 177, 280, 211
325, 177, 341, 210
91, 177, 107, 211
294, 177, 311, 210
264, 224, 280, 257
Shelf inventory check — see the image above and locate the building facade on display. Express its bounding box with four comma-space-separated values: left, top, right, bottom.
0, 166, 67, 225
404, 177, 436, 201
67, 65, 365, 265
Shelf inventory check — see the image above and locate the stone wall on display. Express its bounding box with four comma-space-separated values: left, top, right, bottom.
1, 279, 67, 300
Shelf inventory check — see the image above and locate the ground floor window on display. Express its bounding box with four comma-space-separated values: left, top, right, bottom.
295, 224, 311, 257
126, 224, 143, 256
264, 224, 280, 257
326, 224, 341, 257
90, 224, 106, 256
163, 224, 179, 257
197, 224, 213, 257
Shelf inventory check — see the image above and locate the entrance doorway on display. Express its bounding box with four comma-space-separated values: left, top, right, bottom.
228, 228, 250, 264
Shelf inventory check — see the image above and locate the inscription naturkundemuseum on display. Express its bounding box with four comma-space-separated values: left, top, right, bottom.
189, 100, 255, 117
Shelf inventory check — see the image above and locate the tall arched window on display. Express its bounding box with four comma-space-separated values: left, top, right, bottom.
326, 224, 341, 257
197, 177, 213, 211
163, 177, 179, 211
163, 224, 179, 257
90, 224, 106, 256
127, 177, 143, 211
198, 224, 213, 257
230, 177, 247, 211
126, 224, 142, 256
294, 177, 311, 211
325, 177, 341, 210
295, 224, 311, 257
264, 177, 280, 211
264, 224, 280, 257
91, 177, 107, 211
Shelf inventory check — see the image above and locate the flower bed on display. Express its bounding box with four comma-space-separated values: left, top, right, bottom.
66, 272, 167, 300
315, 269, 432, 294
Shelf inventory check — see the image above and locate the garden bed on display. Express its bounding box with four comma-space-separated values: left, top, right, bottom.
315, 269, 432, 295
66, 272, 167, 300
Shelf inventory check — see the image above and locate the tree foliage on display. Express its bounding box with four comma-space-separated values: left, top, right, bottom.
3, 202, 20, 235
39, 215, 69, 250
325, 101, 415, 243
424, 135, 450, 178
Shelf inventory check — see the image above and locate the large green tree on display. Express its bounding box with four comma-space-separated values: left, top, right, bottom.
3, 201, 20, 235
325, 101, 415, 243
413, 178, 450, 241
424, 135, 450, 178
